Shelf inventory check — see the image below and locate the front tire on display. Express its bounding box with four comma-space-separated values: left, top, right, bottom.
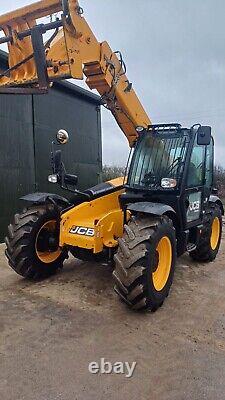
5, 205, 68, 279
113, 215, 176, 312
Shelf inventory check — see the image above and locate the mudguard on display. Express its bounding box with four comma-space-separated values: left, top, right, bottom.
127, 202, 176, 217
20, 192, 71, 209
209, 195, 224, 215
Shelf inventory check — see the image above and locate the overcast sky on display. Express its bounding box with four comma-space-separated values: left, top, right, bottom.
1, 0, 225, 166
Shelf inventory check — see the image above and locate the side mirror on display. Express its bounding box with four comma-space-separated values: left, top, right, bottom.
56, 129, 69, 145
197, 126, 211, 146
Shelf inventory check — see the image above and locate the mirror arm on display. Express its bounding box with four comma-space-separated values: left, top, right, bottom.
51, 141, 56, 173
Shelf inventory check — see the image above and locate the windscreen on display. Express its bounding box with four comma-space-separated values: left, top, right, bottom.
128, 130, 189, 189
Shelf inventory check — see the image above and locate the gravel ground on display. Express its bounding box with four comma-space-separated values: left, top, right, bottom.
1, 225, 225, 400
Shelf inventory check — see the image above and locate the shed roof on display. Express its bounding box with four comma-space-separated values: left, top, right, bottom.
0, 49, 101, 105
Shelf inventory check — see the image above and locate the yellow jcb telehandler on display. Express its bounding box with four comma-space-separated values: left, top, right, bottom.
0, 0, 223, 311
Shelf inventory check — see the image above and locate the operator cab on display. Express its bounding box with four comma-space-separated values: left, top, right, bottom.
127, 124, 188, 191
126, 123, 211, 192
122, 123, 216, 235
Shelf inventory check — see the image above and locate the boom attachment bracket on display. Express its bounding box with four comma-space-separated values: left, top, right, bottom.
0, 18, 64, 94
0, 0, 151, 145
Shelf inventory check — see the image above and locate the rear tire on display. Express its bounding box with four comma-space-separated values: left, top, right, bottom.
5, 205, 68, 279
189, 205, 222, 262
113, 215, 176, 312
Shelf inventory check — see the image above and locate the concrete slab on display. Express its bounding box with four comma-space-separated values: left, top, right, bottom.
1, 231, 225, 400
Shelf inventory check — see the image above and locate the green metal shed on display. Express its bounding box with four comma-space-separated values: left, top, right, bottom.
0, 50, 102, 241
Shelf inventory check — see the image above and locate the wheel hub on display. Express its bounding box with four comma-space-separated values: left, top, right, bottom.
35, 220, 62, 264
152, 236, 172, 292
210, 216, 220, 250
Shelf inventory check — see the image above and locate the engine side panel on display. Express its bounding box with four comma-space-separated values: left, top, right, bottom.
60, 187, 124, 253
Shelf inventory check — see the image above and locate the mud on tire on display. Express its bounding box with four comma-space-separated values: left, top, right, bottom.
5, 205, 68, 279
113, 214, 176, 312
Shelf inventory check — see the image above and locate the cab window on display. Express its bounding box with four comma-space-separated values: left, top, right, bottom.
187, 140, 204, 187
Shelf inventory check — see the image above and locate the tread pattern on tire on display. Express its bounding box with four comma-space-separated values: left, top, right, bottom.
5, 205, 67, 279
113, 214, 176, 312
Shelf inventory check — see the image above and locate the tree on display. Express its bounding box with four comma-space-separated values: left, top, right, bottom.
214, 165, 225, 199
102, 165, 125, 182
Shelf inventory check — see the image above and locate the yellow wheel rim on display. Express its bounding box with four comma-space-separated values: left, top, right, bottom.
153, 236, 172, 291
35, 220, 62, 264
210, 217, 220, 251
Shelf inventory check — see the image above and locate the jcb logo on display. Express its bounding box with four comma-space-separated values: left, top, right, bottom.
69, 226, 95, 237
189, 201, 200, 212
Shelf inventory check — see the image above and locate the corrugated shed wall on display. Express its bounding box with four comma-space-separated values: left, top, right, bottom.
33, 84, 102, 194
0, 52, 102, 241
0, 94, 36, 241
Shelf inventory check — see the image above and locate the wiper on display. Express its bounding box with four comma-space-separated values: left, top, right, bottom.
167, 157, 182, 175
168, 138, 187, 176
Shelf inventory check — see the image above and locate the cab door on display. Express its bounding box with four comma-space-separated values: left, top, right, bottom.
184, 137, 206, 227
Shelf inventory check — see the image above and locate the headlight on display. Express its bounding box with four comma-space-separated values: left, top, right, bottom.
136, 126, 144, 133
48, 174, 58, 183
161, 178, 177, 188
